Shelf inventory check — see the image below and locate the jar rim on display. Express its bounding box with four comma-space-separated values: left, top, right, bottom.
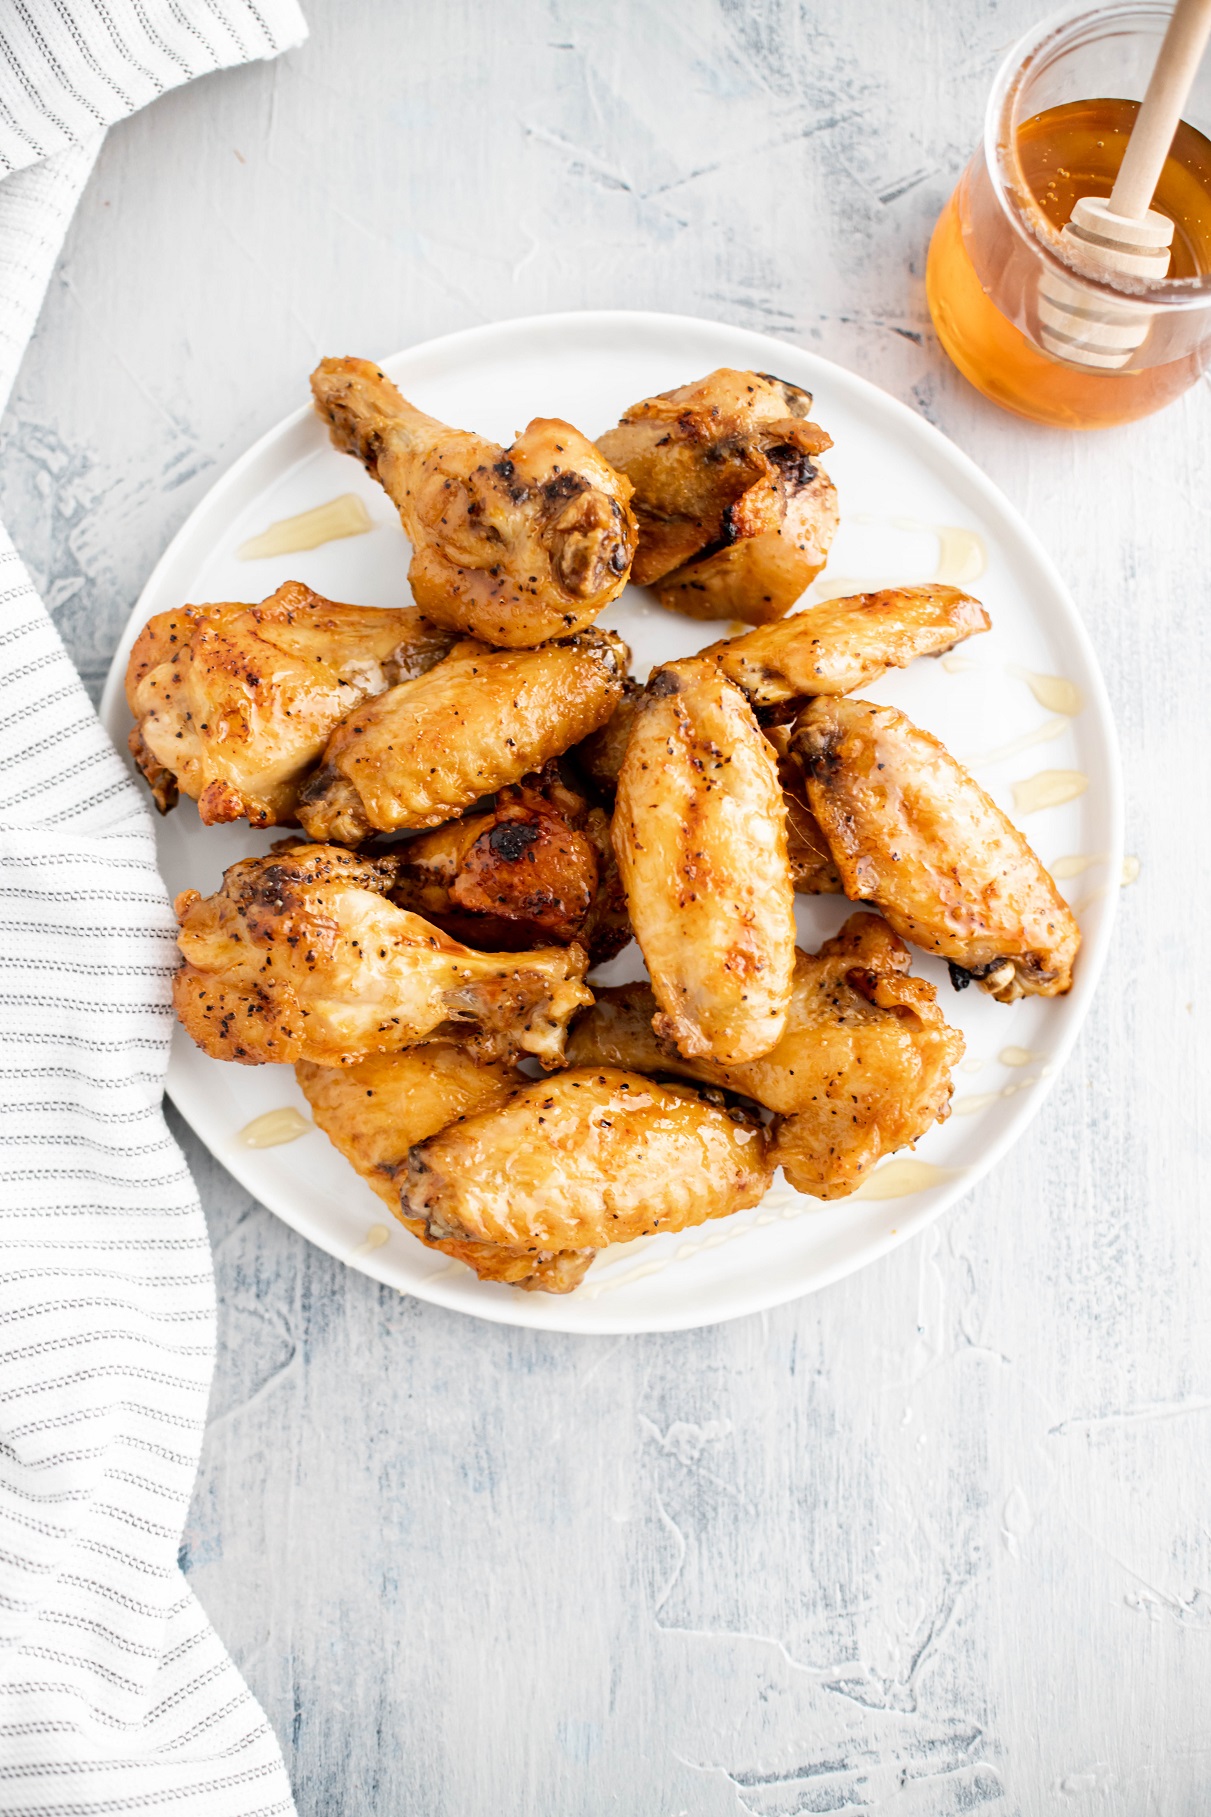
983, 0, 1211, 309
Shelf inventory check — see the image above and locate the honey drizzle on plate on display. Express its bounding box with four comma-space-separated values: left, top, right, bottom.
237, 493, 373, 559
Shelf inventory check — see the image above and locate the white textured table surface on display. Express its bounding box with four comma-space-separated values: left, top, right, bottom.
3, 4, 1209, 1811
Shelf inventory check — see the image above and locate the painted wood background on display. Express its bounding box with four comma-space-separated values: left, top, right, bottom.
2, 1, 1208, 1810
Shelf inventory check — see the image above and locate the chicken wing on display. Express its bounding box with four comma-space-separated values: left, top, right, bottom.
566, 913, 962, 1198
388, 766, 629, 960
172, 844, 591, 1066
296, 1049, 592, 1292
295, 630, 627, 844
596, 368, 838, 624
795, 698, 1081, 1000
400, 1067, 772, 1251
125, 581, 454, 826
311, 357, 637, 648
707, 584, 990, 706
613, 656, 795, 1063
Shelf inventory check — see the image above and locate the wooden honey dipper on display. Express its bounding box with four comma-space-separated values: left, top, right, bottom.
1038, 0, 1211, 368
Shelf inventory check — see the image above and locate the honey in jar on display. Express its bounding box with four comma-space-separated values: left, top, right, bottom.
928, 96, 1211, 427
925, 0, 1211, 430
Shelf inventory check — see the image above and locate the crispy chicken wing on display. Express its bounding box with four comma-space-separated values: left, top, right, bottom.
400, 1067, 772, 1251
795, 698, 1081, 1000
613, 657, 795, 1063
708, 585, 990, 706
311, 357, 637, 648
577, 681, 838, 899
295, 630, 627, 844
388, 766, 629, 960
296, 1049, 592, 1292
172, 844, 591, 1066
125, 581, 454, 826
566, 914, 962, 1198
596, 368, 838, 624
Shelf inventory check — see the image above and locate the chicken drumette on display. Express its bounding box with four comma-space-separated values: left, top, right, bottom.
388, 765, 630, 960
311, 357, 638, 647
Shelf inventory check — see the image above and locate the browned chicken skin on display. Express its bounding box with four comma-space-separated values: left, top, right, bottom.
311, 357, 638, 647
566, 914, 963, 1198
613, 656, 797, 1064
400, 1067, 773, 1251
125, 581, 454, 826
596, 368, 838, 624
172, 844, 591, 1067
296, 1049, 593, 1292
707, 585, 991, 706
388, 766, 630, 960
295, 630, 627, 845
795, 698, 1081, 1000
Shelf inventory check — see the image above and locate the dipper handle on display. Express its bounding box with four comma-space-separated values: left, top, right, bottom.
1110, 0, 1211, 222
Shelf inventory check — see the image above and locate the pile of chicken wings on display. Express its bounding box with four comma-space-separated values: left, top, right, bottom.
127, 361, 1081, 1293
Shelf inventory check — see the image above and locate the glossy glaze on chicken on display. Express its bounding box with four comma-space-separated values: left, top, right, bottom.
567, 915, 963, 1198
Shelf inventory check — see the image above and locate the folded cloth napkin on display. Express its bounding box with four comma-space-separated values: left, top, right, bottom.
0, 8, 307, 1813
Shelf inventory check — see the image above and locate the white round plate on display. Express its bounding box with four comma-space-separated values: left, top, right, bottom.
100, 310, 1121, 1335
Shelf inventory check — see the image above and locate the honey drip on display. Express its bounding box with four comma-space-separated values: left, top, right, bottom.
238, 493, 373, 559
351, 1223, 392, 1258
933, 526, 987, 587
1011, 769, 1089, 814
1012, 668, 1085, 717
807, 575, 883, 604
809, 522, 987, 606
970, 715, 1068, 767
1051, 852, 1103, 879
955, 1076, 1043, 1116
852, 1158, 955, 1200
238, 1106, 312, 1148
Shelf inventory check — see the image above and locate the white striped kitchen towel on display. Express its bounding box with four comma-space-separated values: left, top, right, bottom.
0, 6, 307, 1813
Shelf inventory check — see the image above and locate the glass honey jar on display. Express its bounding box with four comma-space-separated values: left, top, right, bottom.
927, 3, 1211, 427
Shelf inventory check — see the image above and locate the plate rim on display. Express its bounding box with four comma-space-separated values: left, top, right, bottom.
100, 307, 1123, 1335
